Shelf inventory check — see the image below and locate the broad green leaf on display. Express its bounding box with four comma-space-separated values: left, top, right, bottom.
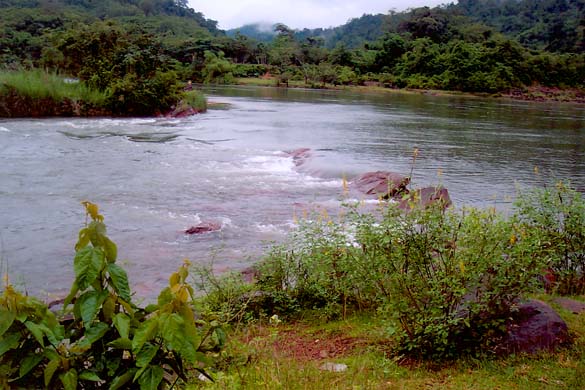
79, 371, 102, 381
88, 221, 107, 247
44, 358, 61, 387
24, 321, 47, 347
113, 313, 131, 339
77, 290, 108, 326
132, 318, 158, 354
136, 343, 158, 368
60, 368, 78, 390
159, 313, 184, 351
137, 365, 164, 390
74, 246, 105, 290
108, 337, 132, 350
63, 280, 79, 308
19, 353, 43, 379
0, 308, 15, 337
72, 322, 109, 352
103, 236, 118, 263
75, 228, 91, 251
109, 369, 137, 390
0, 332, 20, 356
102, 294, 116, 321
157, 287, 172, 307
107, 263, 131, 302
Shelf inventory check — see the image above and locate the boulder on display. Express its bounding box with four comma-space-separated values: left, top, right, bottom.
185, 222, 221, 235
398, 186, 452, 210
351, 171, 410, 198
165, 105, 198, 118
496, 299, 570, 355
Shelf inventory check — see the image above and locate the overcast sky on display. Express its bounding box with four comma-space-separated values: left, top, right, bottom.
189, 0, 450, 30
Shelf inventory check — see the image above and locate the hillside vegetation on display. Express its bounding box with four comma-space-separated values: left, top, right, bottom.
0, 0, 584, 114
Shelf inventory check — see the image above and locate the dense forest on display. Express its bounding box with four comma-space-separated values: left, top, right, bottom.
0, 0, 584, 113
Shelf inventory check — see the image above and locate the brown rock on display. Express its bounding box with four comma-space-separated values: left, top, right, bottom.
185, 222, 221, 235
398, 186, 452, 210
496, 299, 570, 355
351, 171, 410, 198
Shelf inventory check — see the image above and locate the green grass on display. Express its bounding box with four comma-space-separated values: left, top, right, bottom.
0, 69, 107, 105
182, 89, 208, 111
191, 299, 585, 389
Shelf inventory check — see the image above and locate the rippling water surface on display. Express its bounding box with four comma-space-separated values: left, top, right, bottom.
1, 86, 584, 298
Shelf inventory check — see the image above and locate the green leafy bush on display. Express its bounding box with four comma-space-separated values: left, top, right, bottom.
514, 181, 585, 295
0, 202, 224, 389
372, 205, 540, 358
201, 200, 541, 359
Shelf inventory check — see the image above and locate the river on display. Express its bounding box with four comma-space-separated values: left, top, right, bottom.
1, 86, 584, 299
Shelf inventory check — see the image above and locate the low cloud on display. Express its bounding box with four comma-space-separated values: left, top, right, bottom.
190, 0, 448, 30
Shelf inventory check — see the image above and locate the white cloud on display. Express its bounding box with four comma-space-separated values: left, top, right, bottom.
189, 0, 450, 30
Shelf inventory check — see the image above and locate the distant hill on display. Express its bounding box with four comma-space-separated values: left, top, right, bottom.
226, 23, 276, 43
296, 14, 391, 48
229, 0, 584, 53
0, 0, 221, 34
451, 0, 585, 52
228, 14, 394, 49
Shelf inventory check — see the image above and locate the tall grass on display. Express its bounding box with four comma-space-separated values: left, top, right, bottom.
0, 69, 107, 105
182, 89, 208, 111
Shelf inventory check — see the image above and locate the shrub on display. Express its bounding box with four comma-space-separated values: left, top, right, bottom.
211, 201, 540, 358
372, 204, 540, 358
0, 202, 224, 389
514, 181, 585, 295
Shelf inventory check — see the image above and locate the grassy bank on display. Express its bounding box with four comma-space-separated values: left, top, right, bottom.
235, 77, 585, 104
0, 69, 107, 105
0, 69, 207, 117
190, 301, 585, 389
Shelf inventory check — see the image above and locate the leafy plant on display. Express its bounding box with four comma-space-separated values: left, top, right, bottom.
0, 202, 225, 389
374, 204, 540, 358
514, 181, 585, 295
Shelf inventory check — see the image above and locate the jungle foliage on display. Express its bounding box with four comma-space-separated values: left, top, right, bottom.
195, 182, 585, 360
0, 0, 584, 101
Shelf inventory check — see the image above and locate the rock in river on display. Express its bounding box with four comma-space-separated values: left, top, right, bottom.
185, 222, 221, 235
351, 171, 410, 198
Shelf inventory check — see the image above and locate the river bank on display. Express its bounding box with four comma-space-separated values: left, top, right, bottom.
234, 77, 585, 104
0, 70, 207, 118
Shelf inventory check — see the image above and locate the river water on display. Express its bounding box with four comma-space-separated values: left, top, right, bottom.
1, 86, 584, 299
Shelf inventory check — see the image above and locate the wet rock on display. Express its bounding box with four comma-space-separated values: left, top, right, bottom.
185, 222, 221, 235
286, 148, 312, 167
398, 186, 452, 210
553, 297, 585, 315
496, 299, 570, 355
351, 171, 410, 198
165, 103, 201, 118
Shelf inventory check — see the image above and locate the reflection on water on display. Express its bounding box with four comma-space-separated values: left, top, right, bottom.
1, 86, 583, 299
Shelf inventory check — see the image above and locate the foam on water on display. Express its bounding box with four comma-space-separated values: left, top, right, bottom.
242, 155, 296, 175
0, 126, 10, 132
